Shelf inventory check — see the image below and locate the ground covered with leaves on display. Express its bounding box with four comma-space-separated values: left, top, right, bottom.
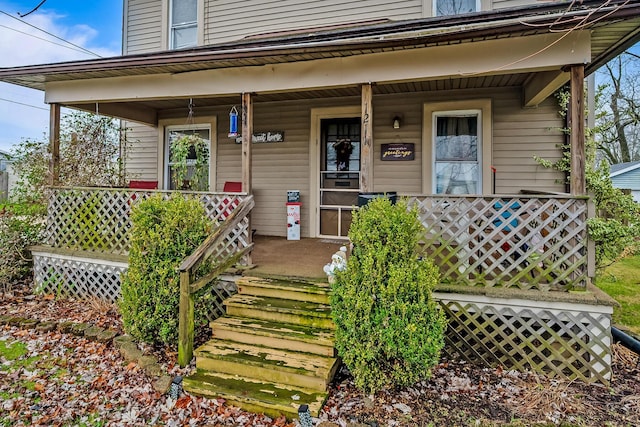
1, 286, 639, 427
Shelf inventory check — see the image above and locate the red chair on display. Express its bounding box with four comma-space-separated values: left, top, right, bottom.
220, 181, 242, 219
128, 180, 158, 203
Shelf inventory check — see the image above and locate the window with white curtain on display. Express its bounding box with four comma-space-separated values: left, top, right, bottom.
433, 111, 481, 194
434, 0, 480, 16
170, 0, 197, 49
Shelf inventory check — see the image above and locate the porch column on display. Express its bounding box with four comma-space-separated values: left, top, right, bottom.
241, 92, 253, 194
570, 64, 586, 195
360, 83, 373, 192
49, 103, 61, 185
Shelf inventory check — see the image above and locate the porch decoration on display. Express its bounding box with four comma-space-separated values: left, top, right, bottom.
169, 133, 209, 191
322, 246, 348, 284
228, 106, 238, 138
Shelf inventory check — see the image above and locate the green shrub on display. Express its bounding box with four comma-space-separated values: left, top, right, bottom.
331, 197, 447, 394
119, 194, 213, 347
0, 204, 45, 291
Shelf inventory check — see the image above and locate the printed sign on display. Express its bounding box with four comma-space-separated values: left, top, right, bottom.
381, 143, 415, 161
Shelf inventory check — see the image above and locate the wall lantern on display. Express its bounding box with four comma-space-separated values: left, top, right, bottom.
228, 106, 239, 138
392, 115, 402, 129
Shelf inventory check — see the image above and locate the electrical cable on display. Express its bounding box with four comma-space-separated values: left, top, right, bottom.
0, 9, 101, 57
19, 0, 48, 18
0, 97, 48, 111
0, 23, 98, 55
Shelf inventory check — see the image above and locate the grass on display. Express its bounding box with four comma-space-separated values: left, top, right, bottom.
596, 254, 640, 335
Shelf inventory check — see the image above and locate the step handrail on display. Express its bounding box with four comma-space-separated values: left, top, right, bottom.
178, 195, 255, 367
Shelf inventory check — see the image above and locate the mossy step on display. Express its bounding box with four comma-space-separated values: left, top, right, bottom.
224, 295, 335, 330
212, 316, 335, 357
194, 340, 339, 391
183, 370, 327, 419
236, 276, 330, 304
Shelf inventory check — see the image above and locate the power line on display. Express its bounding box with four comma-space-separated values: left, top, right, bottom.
0, 9, 101, 58
0, 23, 97, 55
0, 97, 49, 111
19, 0, 48, 18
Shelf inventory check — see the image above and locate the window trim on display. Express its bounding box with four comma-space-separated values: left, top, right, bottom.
158, 116, 217, 191
422, 99, 492, 195
162, 0, 204, 50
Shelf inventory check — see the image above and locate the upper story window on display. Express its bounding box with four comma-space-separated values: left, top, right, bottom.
434, 0, 480, 16
170, 0, 197, 49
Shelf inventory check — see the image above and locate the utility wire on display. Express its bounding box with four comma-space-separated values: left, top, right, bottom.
19, 0, 47, 18
0, 97, 48, 111
0, 23, 97, 55
0, 9, 101, 58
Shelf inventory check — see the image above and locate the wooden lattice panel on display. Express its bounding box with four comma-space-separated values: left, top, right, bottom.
32, 251, 127, 303
45, 187, 249, 257
198, 279, 238, 323
436, 292, 612, 384
405, 195, 590, 291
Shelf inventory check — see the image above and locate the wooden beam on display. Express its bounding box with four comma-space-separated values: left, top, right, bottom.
68, 102, 158, 126
360, 83, 373, 192
570, 65, 586, 195
49, 103, 61, 186
523, 70, 569, 108
242, 92, 253, 194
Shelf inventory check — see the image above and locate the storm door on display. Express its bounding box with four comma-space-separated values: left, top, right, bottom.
319, 118, 361, 237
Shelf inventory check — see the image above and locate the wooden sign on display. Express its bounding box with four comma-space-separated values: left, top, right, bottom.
381, 143, 415, 161
235, 131, 284, 144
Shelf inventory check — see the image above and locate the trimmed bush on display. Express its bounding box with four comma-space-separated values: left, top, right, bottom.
119, 195, 212, 347
331, 197, 447, 394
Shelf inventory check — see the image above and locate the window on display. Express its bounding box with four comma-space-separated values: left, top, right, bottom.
170, 0, 197, 49
434, 0, 479, 16
433, 111, 481, 194
166, 126, 210, 190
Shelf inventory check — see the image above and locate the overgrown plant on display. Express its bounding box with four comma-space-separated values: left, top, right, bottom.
119, 195, 213, 347
535, 90, 640, 268
331, 197, 447, 394
169, 133, 209, 191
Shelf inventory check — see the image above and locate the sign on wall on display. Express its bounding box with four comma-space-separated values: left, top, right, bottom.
381, 143, 415, 161
234, 131, 285, 144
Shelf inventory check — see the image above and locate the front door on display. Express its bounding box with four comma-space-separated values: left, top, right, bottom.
319, 118, 361, 238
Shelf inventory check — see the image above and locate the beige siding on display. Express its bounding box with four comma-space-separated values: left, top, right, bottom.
124, 122, 159, 182
491, 0, 541, 10
125, 0, 163, 54
204, 0, 423, 44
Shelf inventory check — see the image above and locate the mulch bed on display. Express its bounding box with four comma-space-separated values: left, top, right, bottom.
1, 283, 639, 426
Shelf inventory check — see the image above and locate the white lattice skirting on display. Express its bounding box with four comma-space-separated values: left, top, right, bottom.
435, 289, 614, 383
32, 250, 127, 303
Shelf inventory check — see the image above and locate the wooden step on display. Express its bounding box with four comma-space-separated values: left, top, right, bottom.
224, 294, 335, 330
236, 276, 331, 304
212, 316, 336, 357
183, 371, 327, 419
194, 340, 339, 391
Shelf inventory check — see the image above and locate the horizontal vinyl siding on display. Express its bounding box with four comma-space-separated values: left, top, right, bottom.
125, 0, 163, 54
204, 0, 423, 44
124, 122, 159, 182
491, 0, 540, 9
492, 91, 565, 194
612, 168, 640, 191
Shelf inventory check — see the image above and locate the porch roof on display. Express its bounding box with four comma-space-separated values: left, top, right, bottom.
0, 0, 639, 92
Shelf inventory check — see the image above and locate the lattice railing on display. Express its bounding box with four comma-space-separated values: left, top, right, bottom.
436, 293, 612, 384
404, 195, 592, 291
45, 187, 249, 257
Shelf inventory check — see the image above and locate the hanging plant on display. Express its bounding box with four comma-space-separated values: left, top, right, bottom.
170, 133, 209, 191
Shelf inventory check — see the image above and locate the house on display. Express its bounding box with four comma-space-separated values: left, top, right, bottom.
0, 0, 638, 416
0, 150, 11, 201
611, 161, 640, 202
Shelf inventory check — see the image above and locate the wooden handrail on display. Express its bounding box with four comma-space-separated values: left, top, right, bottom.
178, 195, 254, 367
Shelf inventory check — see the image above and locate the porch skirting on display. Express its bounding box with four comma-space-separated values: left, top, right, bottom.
435, 285, 615, 384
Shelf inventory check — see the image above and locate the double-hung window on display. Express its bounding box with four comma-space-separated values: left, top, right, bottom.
433, 111, 481, 194
170, 0, 197, 49
434, 0, 480, 16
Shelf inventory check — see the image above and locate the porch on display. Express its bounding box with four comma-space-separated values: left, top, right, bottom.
29, 186, 614, 387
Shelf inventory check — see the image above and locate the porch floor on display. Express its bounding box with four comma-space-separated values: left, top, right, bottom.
249, 235, 344, 279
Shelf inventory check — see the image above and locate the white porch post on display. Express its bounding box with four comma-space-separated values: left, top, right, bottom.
360, 83, 373, 192
49, 103, 61, 186
570, 64, 586, 195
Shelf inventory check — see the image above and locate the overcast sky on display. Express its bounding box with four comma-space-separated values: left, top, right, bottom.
0, 0, 122, 153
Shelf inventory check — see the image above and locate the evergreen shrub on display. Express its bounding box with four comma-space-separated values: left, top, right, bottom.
120, 194, 213, 347
331, 197, 447, 393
